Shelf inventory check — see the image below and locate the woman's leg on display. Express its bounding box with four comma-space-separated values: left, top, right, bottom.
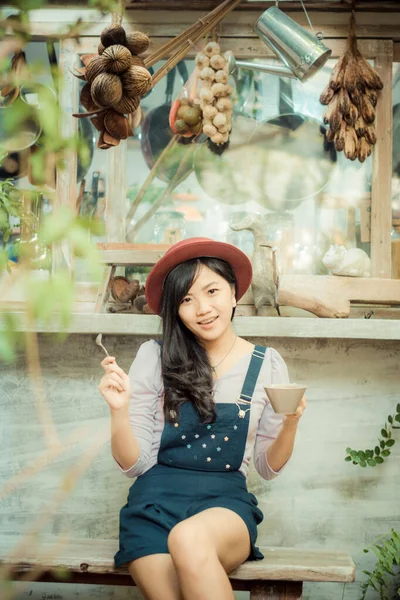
128, 554, 183, 600
167, 507, 251, 600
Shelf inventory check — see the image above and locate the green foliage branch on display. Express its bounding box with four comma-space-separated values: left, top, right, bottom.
345, 403, 400, 468
360, 529, 400, 600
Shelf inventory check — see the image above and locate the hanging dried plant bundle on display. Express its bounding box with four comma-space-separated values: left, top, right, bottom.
100, 24, 127, 48
102, 45, 132, 74
91, 72, 123, 107
125, 31, 150, 55
85, 55, 106, 84
104, 110, 134, 140
72, 23, 153, 149
112, 93, 140, 115
319, 12, 383, 163
73, 0, 242, 150
131, 55, 146, 68
121, 65, 152, 97
81, 53, 97, 67
196, 42, 233, 147
80, 82, 96, 112
91, 114, 106, 132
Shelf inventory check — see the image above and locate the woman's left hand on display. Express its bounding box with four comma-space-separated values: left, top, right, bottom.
283, 395, 306, 427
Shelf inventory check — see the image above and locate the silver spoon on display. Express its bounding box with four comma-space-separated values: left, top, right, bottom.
95, 333, 109, 357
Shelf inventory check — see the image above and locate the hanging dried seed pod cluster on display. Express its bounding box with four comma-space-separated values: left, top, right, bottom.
196, 42, 233, 146
320, 14, 383, 163
73, 24, 152, 149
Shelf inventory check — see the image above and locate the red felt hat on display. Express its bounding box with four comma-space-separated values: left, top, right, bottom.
145, 237, 252, 315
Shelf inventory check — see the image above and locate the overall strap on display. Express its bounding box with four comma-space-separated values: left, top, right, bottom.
237, 345, 267, 405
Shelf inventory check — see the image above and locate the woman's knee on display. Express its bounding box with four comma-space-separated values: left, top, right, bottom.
168, 521, 215, 573
128, 554, 183, 600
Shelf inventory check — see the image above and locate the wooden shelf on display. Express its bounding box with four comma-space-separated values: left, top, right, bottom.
3, 312, 400, 340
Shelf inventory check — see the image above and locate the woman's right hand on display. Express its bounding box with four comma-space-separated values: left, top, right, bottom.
98, 356, 131, 411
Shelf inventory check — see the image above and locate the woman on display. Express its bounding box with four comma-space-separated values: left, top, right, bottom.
99, 237, 306, 600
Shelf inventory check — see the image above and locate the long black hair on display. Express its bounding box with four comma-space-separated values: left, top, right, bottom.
159, 257, 238, 424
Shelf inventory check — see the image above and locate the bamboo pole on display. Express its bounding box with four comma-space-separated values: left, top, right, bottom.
125, 135, 180, 225
144, 0, 241, 68
126, 140, 196, 241
150, 0, 242, 86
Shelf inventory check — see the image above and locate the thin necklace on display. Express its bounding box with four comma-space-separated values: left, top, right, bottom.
210, 336, 237, 374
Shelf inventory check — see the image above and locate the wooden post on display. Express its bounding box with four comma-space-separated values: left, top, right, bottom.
106, 141, 127, 243
370, 40, 393, 278
250, 581, 303, 600
54, 38, 79, 276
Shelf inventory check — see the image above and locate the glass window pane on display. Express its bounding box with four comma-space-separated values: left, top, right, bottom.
127, 56, 375, 277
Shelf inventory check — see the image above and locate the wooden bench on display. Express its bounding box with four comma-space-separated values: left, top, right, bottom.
0, 538, 355, 599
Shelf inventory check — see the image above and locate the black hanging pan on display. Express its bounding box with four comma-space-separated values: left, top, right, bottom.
140, 60, 193, 183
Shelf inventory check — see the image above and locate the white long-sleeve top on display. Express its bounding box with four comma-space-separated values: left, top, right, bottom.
115, 340, 290, 481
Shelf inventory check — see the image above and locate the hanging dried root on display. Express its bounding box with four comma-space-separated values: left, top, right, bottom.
319, 12, 383, 163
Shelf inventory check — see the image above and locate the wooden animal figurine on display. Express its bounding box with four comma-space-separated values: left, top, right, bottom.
322, 245, 371, 277
230, 213, 280, 315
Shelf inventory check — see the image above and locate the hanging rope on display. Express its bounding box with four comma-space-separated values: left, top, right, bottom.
111, 0, 125, 26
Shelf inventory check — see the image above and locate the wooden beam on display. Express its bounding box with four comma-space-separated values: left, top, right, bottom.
124, 1, 400, 12
23, 8, 400, 39
3, 311, 400, 338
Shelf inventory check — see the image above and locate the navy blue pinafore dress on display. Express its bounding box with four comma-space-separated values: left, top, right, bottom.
114, 346, 266, 567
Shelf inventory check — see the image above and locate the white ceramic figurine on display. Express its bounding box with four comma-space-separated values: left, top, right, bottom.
322, 245, 371, 277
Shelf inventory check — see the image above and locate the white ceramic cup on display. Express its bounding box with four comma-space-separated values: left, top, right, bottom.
264, 383, 307, 414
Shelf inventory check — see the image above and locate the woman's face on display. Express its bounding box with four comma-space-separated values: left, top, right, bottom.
178, 264, 236, 342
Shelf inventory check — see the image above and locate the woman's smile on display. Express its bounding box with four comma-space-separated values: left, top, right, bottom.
198, 316, 218, 327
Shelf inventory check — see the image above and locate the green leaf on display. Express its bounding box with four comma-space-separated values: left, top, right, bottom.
385, 439, 395, 447
38, 208, 75, 244
380, 440, 386, 448
381, 450, 391, 457
374, 446, 381, 456
395, 414, 400, 423
396, 403, 400, 413
346, 447, 352, 454
381, 429, 388, 438
375, 456, 384, 464
0, 330, 16, 363
367, 459, 376, 467
388, 415, 393, 424
360, 460, 367, 467
345, 456, 352, 462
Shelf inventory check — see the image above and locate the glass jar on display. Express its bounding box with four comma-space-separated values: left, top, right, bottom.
153, 211, 186, 245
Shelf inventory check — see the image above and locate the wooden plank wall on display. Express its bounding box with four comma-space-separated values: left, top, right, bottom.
1, 334, 399, 599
